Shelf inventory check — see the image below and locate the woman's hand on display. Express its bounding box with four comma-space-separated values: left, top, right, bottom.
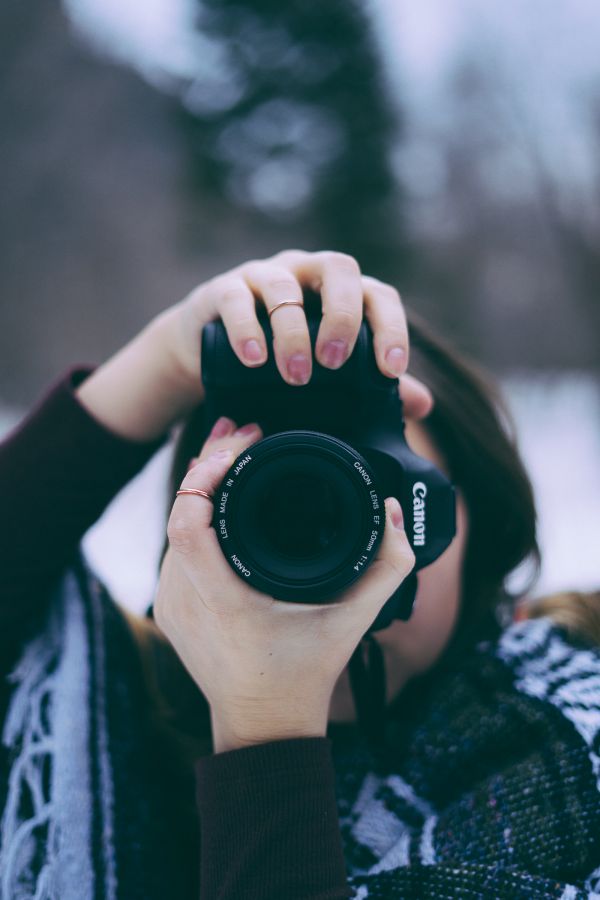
167, 248, 410, 391
153, 418, 415, 754
75, 249, 431, 442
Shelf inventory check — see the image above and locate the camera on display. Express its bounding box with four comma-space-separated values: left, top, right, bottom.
201, 293, 456, 632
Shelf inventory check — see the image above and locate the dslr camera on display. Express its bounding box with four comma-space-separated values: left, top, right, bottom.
201, 295, 455, 633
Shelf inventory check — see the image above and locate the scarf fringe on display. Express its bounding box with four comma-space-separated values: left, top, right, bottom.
0, 574, 95, 900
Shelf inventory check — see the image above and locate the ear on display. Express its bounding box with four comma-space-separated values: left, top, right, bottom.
399, 374, 434, 420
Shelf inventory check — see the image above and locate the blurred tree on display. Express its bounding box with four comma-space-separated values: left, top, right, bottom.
177, 0, 406, 280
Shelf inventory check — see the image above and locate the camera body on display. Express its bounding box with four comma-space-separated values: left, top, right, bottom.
201, 297, 456, 632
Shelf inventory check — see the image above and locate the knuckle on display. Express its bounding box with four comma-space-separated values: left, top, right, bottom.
274, 248, 307, 263
377, 545, 415, 583
328, 307, 359, 328
372, 557, 404, 585
374, 325, 407, 349
385, 323, 408, 338
267, 278, 300, 296
279, 324, 309, 343
315, 249, 337, 265
220, 285, 248, 307
167, 515, 197, 555
381, 285, 402, 304
324, 251, 360, 274
234, 315, 260, 332
364, 277, 401, 303
397, 538, 417, 572
240, 260, 266, 281
210, 274, 233, 293
240, 258, 261, 272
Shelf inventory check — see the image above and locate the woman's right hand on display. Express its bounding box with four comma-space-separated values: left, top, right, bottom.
76, 249, 432, 443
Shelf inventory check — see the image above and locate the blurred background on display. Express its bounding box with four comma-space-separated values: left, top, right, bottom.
1, 0, 598, 611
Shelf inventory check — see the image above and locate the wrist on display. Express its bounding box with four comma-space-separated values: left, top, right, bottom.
150, 307, 205, 407
76, 314, 202, 442
210, 704, 329, 754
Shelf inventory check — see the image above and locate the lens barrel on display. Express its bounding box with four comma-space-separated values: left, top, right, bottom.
212, 431, 386, 603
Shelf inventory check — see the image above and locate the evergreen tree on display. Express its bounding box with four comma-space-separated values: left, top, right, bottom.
179, 0, 404, 277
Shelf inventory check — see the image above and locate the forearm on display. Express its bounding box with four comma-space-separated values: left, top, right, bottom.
210, 702, 329, 754
195, 738, 351, 900
0, 368, 165, 662
75, 309, 203, 442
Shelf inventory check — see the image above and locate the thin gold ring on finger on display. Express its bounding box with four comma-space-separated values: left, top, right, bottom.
267, 299, 304, 320
176, 489, 214, 503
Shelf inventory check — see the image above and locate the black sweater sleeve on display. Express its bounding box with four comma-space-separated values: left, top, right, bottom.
194, 738, 352, 900
0, 371, 353, 900
0, 367, 165, 670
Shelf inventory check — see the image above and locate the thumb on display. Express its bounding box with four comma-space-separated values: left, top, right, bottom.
341, 496, 416, 625
399, 374, 434, 420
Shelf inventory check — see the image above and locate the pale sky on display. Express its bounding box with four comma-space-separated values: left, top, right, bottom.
62, 0, 600, 224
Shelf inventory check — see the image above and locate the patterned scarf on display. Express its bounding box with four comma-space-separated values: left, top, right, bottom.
2, 558, 600, 899
0, 559, 199, 900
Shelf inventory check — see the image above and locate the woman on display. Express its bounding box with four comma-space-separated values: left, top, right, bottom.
1, 248, 599, 899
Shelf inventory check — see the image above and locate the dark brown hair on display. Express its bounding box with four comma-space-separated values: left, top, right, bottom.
524, 590, 600, 646
404, 310, 540, 651
163, 308, 541, 654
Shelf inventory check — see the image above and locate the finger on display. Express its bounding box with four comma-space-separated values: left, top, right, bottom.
399, 374, 434, 420
186, 416, 238, 470
341, 497, 415, 628
197, 420, 263, 462
168, 423, 264, 572
168, 447, 234, 551
286, 250, 364, 370
167, 449, 249, 597
242, 262, 311, 386
205, 415, 236, 443
204, 275, 268, 367
361, 276, 409, 377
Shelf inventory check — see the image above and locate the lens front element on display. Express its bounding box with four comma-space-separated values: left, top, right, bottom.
212, 431, 385, 603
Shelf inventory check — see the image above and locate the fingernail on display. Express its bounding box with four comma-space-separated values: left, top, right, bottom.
385, 346, 407, 376
210, 416, 233, 439
210, 448, 233, 460
287, 353, 311, 385
242, 339, 265, 362
322, 340, 348, 369
389, 497, 404, 529
235, 422, 259, 436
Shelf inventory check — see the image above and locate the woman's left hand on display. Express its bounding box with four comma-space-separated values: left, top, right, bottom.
154, 419, 415, 753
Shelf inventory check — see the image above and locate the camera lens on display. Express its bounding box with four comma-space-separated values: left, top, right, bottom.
257, 472, 339, 559
212, 431, 385, 603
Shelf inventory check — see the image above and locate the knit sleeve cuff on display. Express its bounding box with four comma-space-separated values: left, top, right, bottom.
45, 365, 166, 460
194, 737, 351, 899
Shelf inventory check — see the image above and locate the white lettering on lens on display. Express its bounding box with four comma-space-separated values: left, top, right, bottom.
219, 491, 228, 514
365, 529, 378, 552
412, 481, 427, 547
230, 554, 251, 576
234, 454, 252, 476
354, 461, 372, 485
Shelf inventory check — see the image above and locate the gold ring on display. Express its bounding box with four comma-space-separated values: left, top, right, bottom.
176, 489, 214, 502
267, 300, 304, 320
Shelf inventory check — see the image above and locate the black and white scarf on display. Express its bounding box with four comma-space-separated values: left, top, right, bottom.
0, 559, 199, 900
3, 558, 600, 899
